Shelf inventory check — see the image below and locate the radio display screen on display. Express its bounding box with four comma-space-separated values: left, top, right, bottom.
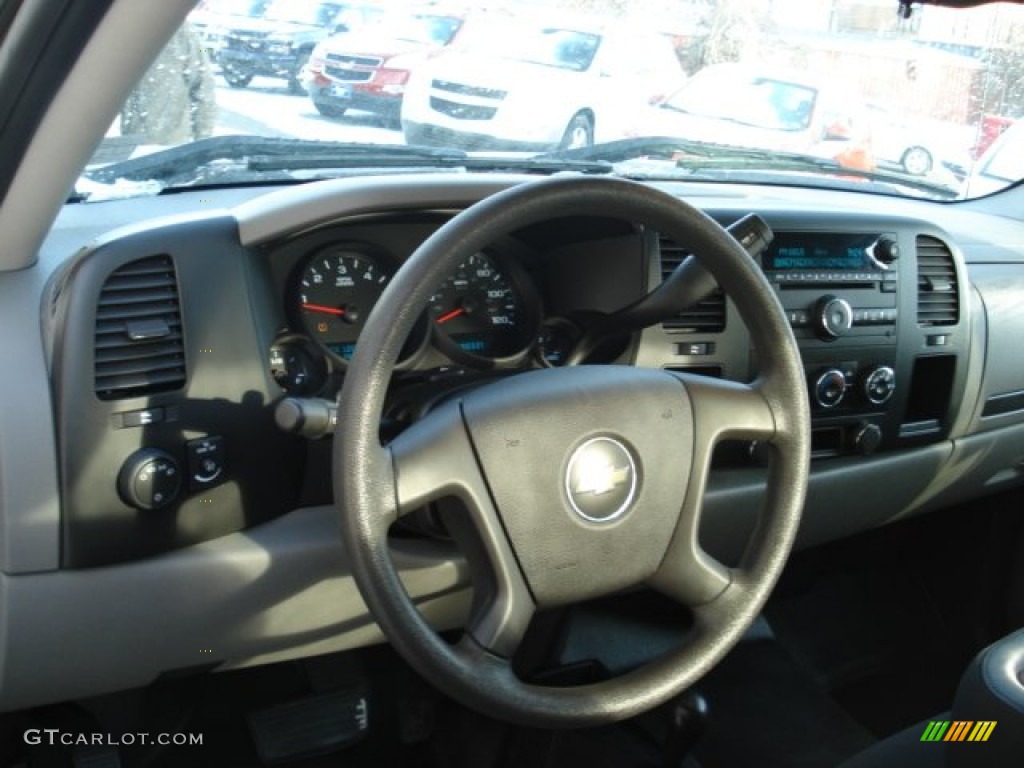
764, 233, 883, 271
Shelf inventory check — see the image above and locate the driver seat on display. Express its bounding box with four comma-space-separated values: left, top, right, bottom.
839, 628, 1024, 767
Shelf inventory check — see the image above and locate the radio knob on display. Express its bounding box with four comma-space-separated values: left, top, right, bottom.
813, 368, 847, 409
863, 365, 896, 405
873, 236, 901, 266
815, 295, 854, 340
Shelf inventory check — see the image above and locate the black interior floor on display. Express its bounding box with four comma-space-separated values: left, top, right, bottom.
691, 638, 875, 768
763, 490, 1023, 739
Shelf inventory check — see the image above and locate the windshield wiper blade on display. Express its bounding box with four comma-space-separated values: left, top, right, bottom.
538, 136, 839, 167
541, 137, 960, 199
85, 135, 469, 186
460, 156, 613, 174
84, 135, 612, 191
252, 152, 613, 175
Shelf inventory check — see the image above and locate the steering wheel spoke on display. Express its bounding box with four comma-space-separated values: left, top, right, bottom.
389, 400, 537, 657
674, 373, 777, 444
389, 400, 485, 517
650, 539, 732, 607
649, 374, 777, 607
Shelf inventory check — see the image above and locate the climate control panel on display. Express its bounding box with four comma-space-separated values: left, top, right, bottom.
808, 363, 896, 411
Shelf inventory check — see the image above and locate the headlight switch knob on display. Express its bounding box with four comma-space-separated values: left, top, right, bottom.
117, 448, 182, 510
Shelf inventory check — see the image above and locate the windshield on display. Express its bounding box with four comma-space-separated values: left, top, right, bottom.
86, 0, 1024, 202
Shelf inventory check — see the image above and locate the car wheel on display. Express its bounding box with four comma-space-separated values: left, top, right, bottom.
222, 65, 252, 89
335, 175, 811, 728
558, 113, 594, 150
288, 52, 311, 95
901, 146, 933, 175
314, 101, 347, 119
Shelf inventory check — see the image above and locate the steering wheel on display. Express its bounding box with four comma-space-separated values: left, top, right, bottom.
334, 176, 810, 728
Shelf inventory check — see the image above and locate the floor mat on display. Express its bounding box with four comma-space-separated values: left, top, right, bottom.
691, 639, 875, 768
764, 531, 980, 737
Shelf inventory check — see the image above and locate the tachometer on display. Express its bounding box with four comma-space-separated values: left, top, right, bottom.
429, 250, 540, 365
295, 246, 425, 366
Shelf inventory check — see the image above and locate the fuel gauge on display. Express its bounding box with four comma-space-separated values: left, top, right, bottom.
536, 317, 582, 367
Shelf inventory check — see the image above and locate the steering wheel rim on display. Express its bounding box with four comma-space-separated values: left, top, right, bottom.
334, 175, 810, 728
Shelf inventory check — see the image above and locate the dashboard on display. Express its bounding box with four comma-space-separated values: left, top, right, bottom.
3, 172, 1024, 711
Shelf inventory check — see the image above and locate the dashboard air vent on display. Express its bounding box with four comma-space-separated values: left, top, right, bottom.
658, 235, 725, 333
916, 236, 959, 327
94, 255, 186, 400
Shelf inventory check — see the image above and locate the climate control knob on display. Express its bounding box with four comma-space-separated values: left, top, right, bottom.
814, 295, 854, 340
813, 369, 847, 409
863, 365, 896, 405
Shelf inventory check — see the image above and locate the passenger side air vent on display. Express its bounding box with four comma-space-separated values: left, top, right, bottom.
658, 235, 726, 333
94, 255, 186, 400
916, 236, 959, 326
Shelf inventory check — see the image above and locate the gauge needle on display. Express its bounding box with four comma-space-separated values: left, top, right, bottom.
302, 303, 346, 316
435, 307, 465, 324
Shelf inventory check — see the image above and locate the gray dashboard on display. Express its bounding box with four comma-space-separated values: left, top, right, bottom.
0, 173, 1022, 711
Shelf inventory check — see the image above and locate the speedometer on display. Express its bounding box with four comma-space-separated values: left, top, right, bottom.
295, 246, 425, 366
429, 251, 540, 365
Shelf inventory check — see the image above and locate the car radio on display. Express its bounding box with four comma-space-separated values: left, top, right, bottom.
761, 231, 903, 454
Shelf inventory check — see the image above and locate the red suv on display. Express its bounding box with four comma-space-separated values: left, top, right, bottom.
301, 10, 464, 125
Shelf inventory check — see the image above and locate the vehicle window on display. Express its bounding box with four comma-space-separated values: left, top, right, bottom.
459, 22, 601, 71
666, 70, 817, 132
380, 13, 462, 46
205, 0, 267, 16
264, 0, 339, 27
86, 1, 1024, 202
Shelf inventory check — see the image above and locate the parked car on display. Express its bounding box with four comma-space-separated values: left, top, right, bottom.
302, 9, 466, 124
638, 62, 877, 170
401, 15, 685, 150
867, 103, 975, 181
187, 0, 272, 45
214, 0, 377, 92
965, 117, 1024, 197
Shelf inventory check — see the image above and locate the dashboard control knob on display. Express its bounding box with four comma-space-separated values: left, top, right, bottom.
863, 365, 896, 404
813, 369, 847, 408
814, 295, 853, 340
117, 448, 181, 510
872, 236, 901, 266
853, 422, 883, 455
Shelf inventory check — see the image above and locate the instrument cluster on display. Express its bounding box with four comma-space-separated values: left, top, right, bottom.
269, 231, 551, 396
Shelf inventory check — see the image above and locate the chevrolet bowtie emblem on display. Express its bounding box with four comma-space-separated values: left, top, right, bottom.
574, 462, 630, 496
565, 437, 638, 523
